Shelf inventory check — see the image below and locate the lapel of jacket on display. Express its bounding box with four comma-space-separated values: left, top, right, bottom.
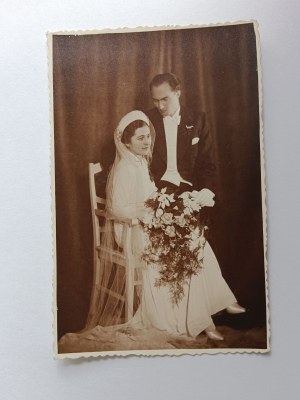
152, 110, 167, 164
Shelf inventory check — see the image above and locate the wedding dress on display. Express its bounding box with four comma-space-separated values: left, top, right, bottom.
110, 153, 237, 338
58, 111, 237, 354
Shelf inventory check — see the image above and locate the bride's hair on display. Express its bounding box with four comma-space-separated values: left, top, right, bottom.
121, 119, 149, 144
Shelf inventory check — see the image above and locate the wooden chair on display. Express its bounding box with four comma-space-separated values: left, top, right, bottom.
88, 162, 142, 324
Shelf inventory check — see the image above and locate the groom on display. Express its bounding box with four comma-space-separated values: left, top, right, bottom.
145, 73, 246, 319
146, 72, 217, 208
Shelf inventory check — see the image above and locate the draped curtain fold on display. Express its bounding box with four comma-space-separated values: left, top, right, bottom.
53, 24, 265, 339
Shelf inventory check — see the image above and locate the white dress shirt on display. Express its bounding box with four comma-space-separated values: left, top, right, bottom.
161, 107, 192, 187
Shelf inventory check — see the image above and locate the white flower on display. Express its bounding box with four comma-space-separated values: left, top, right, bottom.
178, 191, 192, 200
185, 198, 201, 212
150, 217, 162, 228
175, 214, 186, 227
197, 248, 204, 261
157, 189, 175, 209
183, 207, 191, 215
161, 212, 173, 225
199, 236, 206, 246
165, 225, 176, 237
179, 191, 201, 212
188, 227, 200, 251
190, 226, 200, 238
156, 208, 163, 218
189, 238, 200, 252
189, 200, 201, 212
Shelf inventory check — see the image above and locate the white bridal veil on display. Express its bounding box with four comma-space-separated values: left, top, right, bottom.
85, 110, 156, 329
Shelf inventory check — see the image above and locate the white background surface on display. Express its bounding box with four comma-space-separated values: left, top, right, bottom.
1, 1, 300, 399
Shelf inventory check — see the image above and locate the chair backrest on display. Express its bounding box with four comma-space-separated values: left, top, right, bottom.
89, 163, 107, 247
88, 162, 142, 323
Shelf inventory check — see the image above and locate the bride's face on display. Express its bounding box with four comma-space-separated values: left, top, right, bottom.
126, 125, 151, 156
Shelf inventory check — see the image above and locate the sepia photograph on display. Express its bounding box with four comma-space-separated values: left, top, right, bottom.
49, 22, 268, 357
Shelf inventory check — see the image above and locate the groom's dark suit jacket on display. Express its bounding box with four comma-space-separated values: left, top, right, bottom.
146, 106, 217, 193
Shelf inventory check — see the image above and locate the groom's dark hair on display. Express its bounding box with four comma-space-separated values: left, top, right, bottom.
149, 73, 181, 92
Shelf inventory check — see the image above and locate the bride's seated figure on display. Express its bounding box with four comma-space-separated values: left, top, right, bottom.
88, 110, 245, 342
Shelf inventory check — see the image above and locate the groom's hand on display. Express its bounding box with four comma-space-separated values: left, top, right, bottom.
192, 188, 215, 207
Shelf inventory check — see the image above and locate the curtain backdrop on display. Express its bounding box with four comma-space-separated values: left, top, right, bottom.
53, 24, 265, 339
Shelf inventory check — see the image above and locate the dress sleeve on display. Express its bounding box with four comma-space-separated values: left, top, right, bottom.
111, 163, 138, 219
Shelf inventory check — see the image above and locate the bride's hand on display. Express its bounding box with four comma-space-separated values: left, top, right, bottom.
136, 205, 148, 221
192, 188, 215, 207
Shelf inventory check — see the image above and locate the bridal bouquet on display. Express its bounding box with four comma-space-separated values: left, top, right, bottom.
141, 188, 207, 304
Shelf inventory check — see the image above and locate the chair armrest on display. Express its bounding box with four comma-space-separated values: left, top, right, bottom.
112, 216, 139, 226
95, 209, 139, 226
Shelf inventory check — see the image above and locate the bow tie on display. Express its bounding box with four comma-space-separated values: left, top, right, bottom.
163, 113, 181, 126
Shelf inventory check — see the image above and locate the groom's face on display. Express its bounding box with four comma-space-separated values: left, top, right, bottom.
151, 82, 180, 117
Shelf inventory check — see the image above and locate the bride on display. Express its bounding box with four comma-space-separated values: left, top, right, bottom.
59, 110, 245, 354
87, 110, 245, 341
